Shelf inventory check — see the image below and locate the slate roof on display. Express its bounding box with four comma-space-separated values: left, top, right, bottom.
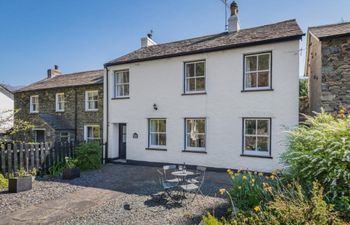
0, 84, 14, 99
16, 69, 104, 93
105, 19, 303, 67
309, 22, 350, 40
39, 113, 74, 130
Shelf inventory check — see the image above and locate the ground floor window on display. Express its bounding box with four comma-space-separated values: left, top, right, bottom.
60, 132, 70, 142
84, 125, 100, 141
243, 118, 271, 156
185, 118, 206, 151
148, 119, 166, 148
33, 129, 45, 143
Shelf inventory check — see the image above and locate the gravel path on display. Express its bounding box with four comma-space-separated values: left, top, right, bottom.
0, 169, 108, 216
0, 164, 231, 225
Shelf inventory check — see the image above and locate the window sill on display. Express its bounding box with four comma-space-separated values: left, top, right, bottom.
241, 88, 274, 93
85, 109, 98, 112
182, 92, 207, 96
145, 148, 167, 151
182, 150, 207, 154
30, 112, 39, 114
240, 154, 273, 159
112, 96, 130, 100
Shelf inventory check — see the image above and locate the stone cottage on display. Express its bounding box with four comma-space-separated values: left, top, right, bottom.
305, 22, 350, 113
14, 66, 103, 143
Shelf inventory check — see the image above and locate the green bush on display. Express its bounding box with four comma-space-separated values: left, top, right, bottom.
0, 173, 8, 189
225, 170, 274, 211
281, 112, 350, 217
48, 157, 78, 176
299, 78, 308, 97
75, 142, 101, 171
204, 182, 348, 225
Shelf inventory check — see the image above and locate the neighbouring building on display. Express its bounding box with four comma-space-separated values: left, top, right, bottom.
305, 22, 350, 113
103, 2, 303, 172
14, 66, 103, 143
0, 84, 14, 134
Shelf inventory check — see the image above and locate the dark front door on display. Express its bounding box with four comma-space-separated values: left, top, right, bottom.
34, 130, 45, 143
119, 124, 127, 159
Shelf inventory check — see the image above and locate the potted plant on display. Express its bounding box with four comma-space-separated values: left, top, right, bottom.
62, 157, 80, 180
8, 169, 32, 193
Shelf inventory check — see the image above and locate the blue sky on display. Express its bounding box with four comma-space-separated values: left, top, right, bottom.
0, 0, 349, 86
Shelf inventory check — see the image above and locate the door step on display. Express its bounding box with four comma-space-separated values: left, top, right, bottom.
111, 159, 127, 164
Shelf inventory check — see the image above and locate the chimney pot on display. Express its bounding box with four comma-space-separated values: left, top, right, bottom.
141, 36, 157, 48
47, 65, 61, 79
228, 1, 240, 32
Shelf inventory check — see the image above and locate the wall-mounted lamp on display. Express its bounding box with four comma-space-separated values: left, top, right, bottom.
153, 104, 158, 111
133, 133, 138, 139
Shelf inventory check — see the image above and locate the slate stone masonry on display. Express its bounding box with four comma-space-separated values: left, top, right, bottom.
320, 36, 350, 112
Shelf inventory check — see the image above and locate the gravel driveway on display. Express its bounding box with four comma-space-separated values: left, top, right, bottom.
0, 164, 231, 225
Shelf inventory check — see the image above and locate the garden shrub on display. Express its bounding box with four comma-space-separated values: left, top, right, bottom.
204, 182, 348, 225
75, 142, 101, 171
0, 173, 8, 189
282, 111, 350, 217
48, 157, 78, 176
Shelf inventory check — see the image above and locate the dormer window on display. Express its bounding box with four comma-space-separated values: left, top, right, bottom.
30, 95, 39, 113
184, 61, 206, 94
55, 93, 65, 112
243, 52, 272, 91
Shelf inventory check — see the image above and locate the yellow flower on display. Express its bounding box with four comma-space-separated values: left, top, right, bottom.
242, 176, 247, 180
226, 169, 234, 175
254, 171, 258, 175
258, 172, 263, 176
252, 179, 255, 183
270, 175, 275, 180
219, 188, 226, 195
238, 186, 242, 190
254, 206, 261, 213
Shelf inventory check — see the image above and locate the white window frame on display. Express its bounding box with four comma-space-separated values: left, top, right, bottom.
85, 90, 98, 111
30, 95, 39, 113
184, 60, 206, 93
114, 70, 130, 98
185, 118, 206, 151
84, 125, 100, 141
148, 119, 166, 148
60, 131, 70, 142
243, 118, 271, 157
244, 52, 272, 90
55, 93, 65, 112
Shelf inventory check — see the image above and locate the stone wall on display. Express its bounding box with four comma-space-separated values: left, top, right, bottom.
320, 36, 350, 113
14, 84, 103, 142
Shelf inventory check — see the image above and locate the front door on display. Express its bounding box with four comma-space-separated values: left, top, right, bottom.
119, 124, 127, 159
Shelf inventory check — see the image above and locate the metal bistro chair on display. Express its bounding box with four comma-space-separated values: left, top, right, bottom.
163, 165, 182, 183
157, 169, 178, 198
180, 166, 206, 202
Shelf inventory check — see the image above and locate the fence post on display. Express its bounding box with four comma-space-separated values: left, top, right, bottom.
7, 144, 12, 175
30, 144, 35, 170
1, 145, 5, 174
25, 144, 29, 171
13, 143, 18, 172
19, 143, 24, 170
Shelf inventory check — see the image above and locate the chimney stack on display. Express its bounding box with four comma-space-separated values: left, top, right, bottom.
228, 1, 240, 32
47, 65, 61, 79
141, 31, 157, 48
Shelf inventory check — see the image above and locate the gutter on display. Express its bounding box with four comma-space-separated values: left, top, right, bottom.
104, 67, 109, 163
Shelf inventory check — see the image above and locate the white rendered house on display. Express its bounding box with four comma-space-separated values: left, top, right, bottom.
104, 4, 303, 172
0, 84, 14, 134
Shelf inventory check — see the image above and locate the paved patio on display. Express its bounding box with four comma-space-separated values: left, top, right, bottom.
0, 164, 231, 225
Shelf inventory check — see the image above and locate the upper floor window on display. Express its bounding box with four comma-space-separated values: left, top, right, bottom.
244, 52, 272, 90
114, 70, 129, 98
30, 95, 39, 113
55, 93, 65, 112
184, 61, 206, 93
85, 90, 98, 111
84, 125, 100, 141
148, 119, 166, 148
185, 118, 206, 151
243, 118, 271, 156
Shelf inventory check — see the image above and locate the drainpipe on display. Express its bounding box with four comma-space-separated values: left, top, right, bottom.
74, 89, 78, 141
105, 67, 109, 163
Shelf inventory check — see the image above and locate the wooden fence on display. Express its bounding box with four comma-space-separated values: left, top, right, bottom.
0, 142, 75, 174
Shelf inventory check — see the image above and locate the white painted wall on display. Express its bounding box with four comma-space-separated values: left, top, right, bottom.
0, 90, 14, 133
105, 40, 300, 172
